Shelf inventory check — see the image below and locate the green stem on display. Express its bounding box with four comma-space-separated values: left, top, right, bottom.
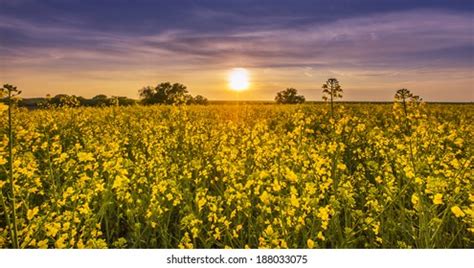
8, 90, 19, 248
330, 93, 334, 118
0, 188, 13, 246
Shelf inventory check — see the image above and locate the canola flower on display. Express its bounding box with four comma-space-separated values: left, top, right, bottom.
451, 206, 465, 218
432, 194, 443, 205
0, 103, 472, 248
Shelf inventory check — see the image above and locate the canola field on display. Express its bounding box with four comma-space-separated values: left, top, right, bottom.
0, 103, 472, 248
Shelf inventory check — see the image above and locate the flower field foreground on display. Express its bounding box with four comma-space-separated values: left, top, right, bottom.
0, 103, 472, 248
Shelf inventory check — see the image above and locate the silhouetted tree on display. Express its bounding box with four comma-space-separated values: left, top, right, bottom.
91, 94, 119, 107
37, 94, 53, 108
27, 94, 136, 108
192, 95, 209, 105
322, 78, 343, 118
139, 82, 190, 105
76, 96, 88, 106
116, 96, 136, 106
50, 94, 80, 107
138, 86, 155, 104
275, 88, 305, 104
92, 94, 108, 106
139, 82, 208, 105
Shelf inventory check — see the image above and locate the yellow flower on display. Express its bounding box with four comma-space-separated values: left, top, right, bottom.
260, 191, 271, 205
259, 170, 269, 179
27, 207, 39, 221
213, 228, 221, 240
337, 163, 347, 171
375, 176, 383, 184
290, 194, 299, 208
317, 231, 325, 241
272, 179, 281, 191
453, 138, 463, 146
46, 222, 60, 237
307, 239, 315, 249
404, 167, 415, 179
191, 227, 199, 238
0, 103, 7, 112
197, 198, 206, 211
432, 194, 443, 205
112, 175, 129, 189
451, 206, 465, 218
37, 239, 49, 249
264, 225, 274, 236
317, 206, 330, 221
54, 235, 67, 248
411, 193, 419, 206
77, 152, 94, 162
77, 239, 85, 249
285, 169, 298, 182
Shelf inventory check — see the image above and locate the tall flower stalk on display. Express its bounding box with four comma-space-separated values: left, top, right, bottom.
1, 84, 21, 248
322, 78, 343, 119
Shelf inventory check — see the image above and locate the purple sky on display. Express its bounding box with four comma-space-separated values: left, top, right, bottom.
1, 0, 473, 101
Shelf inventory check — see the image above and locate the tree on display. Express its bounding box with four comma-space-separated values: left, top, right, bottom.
116, 96, 136, 106
138, 86, 156, 104
91, 94, 120, 107
91, 94, 108, 106
275, 88, 305, 104
322, 78, 343, 118
50, 94, 80, 107
192, 95, 209, 105
139, 82, 208, 105
139, 82, 190, 105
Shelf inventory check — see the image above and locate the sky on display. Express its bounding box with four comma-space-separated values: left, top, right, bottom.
0, 0, 473, 101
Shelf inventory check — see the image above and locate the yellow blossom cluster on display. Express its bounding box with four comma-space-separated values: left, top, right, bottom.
0, 103, 472, 248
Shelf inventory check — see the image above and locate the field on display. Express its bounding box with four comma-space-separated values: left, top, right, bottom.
0, 103, 472, 248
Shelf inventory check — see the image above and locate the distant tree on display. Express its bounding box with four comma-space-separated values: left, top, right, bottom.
107, 96, 119, 106
139, 82, 190, 105
92, 94, 108, 106
116, 96, 136, 106
184, 94, 194, 105
139, 82, 207, 105
275, 88, 305, 104
93, 94, 108, 100
394, 88, 422, 117
50, 94, 80, 107
76, 96, 88, 106
91, 94, 119, 107
192, 95, 209, 105
37, 94, 52, 108
138, 86, 155, 104
322, 78, 343, 118
37, 94, 135, 108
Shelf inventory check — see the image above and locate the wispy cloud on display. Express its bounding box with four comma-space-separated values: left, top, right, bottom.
0, 2, 472, 101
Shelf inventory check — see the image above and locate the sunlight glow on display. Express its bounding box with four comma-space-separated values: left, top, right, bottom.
228, 68, 250, 91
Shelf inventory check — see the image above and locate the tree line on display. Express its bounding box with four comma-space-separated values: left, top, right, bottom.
14, 94, 136, 109
3, 79, 422, 109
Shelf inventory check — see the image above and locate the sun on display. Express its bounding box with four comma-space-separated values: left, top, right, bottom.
228, 68, 250, 91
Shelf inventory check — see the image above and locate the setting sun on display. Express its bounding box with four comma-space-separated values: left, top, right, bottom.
228, 68, 250, 91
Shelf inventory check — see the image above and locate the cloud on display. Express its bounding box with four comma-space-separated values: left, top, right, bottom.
133, 9, 473, 70
0, 3, 472, 100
